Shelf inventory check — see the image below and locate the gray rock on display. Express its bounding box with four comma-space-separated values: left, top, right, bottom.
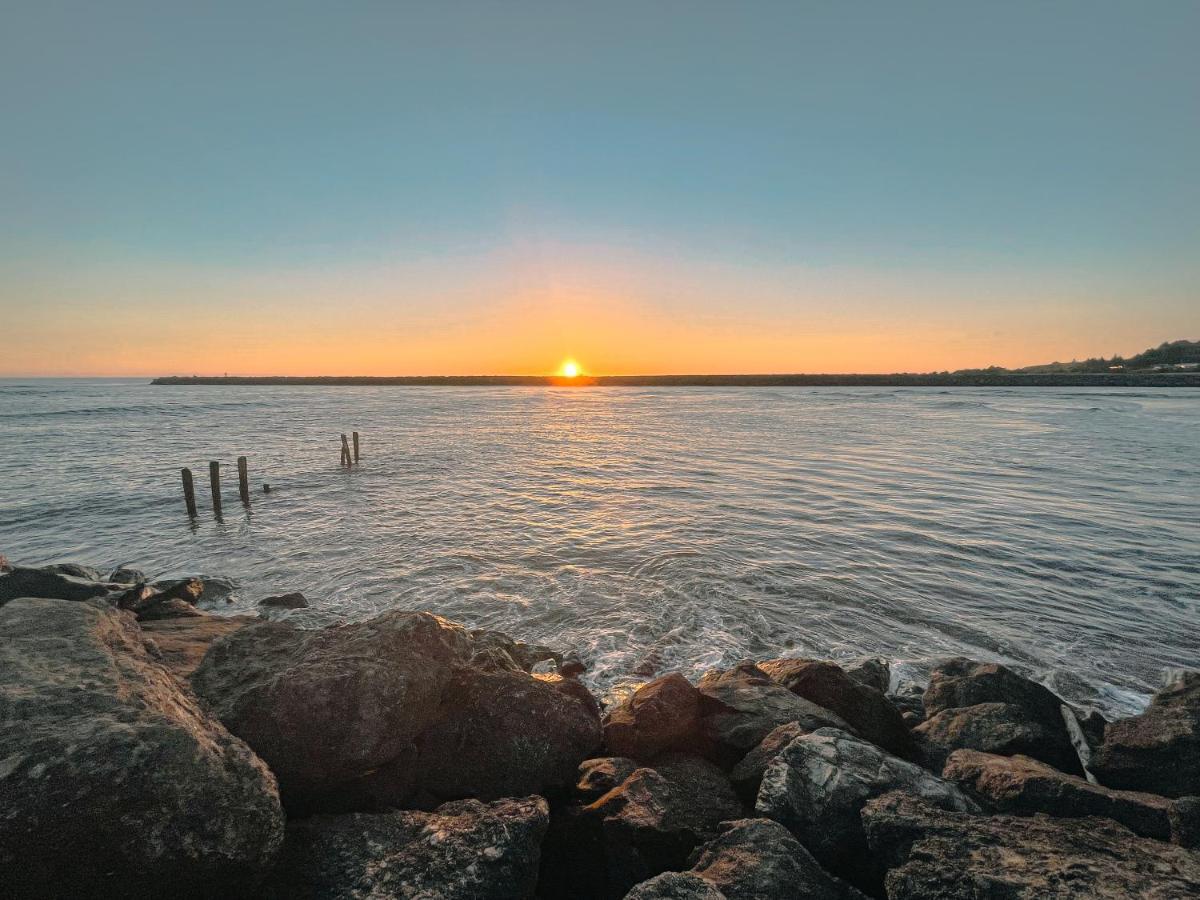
729, 722, 806, 804
0, 565, 121, 606
1091, 670, 1200, 798
411, 667, 602, 802
915, 700, 1083, 773
604, 673, 702, 762
0, 598, 284, 897
108, 565, 147, 584
41, 562, 105, 580
697, 662, 853, 767
192, 610, 472, 797
258, 591, 309, 609
262, 795, 548, 899
943, 749, 1174, 840
755, 727, 977, 890
625, 872, 727, 899
844, 656, 890, 694
863, 790, 1200, 899
759, 658, 914, 758
689, 818, 867, 900
577, 757, 640, 802
1171, 796, 1200, 848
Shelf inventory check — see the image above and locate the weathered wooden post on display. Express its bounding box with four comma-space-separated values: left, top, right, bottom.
237, 456, 250, 505
209, 461, 222, 516
340, 434, 352, 466
352, 431, 360, 463
181, 468, 198, 517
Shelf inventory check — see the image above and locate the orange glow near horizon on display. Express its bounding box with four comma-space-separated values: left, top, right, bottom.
558, 359, 581, 378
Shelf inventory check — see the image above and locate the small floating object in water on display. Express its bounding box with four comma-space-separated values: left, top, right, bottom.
262, 483, 272, 493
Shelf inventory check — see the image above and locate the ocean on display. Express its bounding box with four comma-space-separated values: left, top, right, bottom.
1, 378, 1197, 714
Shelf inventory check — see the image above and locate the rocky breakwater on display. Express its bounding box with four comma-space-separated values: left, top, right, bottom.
2, 557, 1200, 898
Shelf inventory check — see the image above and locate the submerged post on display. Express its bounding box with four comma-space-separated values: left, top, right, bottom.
340, 434, 351, 467
352, 431, 360, 463
209, 461, 222, 516
181, 468, 198, 517
237, 456, 250, 505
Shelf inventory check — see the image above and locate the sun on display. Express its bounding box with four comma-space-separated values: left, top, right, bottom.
558, 359, 581, 378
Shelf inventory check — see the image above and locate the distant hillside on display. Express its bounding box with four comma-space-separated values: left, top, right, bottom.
959, 340, 1200, 375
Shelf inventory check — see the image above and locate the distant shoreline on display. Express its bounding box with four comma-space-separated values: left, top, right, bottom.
151, 373, 1200, 387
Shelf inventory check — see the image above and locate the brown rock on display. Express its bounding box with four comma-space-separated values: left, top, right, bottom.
915, 700, 1083, 774
604, 673, 702, 761
576, 757, 640, 802
729, 721, 806, 803
139, 613, 255, 678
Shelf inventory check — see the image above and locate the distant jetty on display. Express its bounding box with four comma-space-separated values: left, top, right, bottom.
152, 372, 1200, 387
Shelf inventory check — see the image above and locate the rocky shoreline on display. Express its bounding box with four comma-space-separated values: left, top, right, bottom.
2, 560, 1198, 898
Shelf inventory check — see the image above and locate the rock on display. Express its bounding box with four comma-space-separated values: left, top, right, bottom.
888, 683, 927, 726
42, 562, 105, 580
943, 749, 1174, 840
921, 657, 1082, 773
844, 656, 890, 694
191, 575, 238, 606
192, 610, 472, 796
1172, 796, 1200, 848
755, 727, 977, 890
729, 722, 805, 803
577, 757, 640, 802
625, 872, 728, 899
411, 667, 602, 802
759, 658, 914, 757
137, 597, 208, 621
688, 818, 867, 900
1091, 671, 1200, 797
108, 565, 147, 584
697, 662, 853, 767
258, 591, 308, 609
915, 700, 1083, 774
604, 673, 702, 761
582, 754, 743, 898
562, 650, 587, 678
0, 565, 121, 606
139, 613, 256, 678
862, 790, 1200, 899
262, 796, 548, 899
153, 577, 205, 604
0, 598, 284, 897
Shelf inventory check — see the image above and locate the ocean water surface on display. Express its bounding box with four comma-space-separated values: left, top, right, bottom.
1, 379, 1197, 714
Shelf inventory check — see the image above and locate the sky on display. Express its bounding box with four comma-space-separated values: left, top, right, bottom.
1, 1, 1197, 376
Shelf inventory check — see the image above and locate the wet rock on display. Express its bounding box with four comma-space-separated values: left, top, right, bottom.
1171, 796, 1200, 848
42, 562, 105, 580
192, 610, 472, 796
844, 656, 890, 694
154, 576, 205, 604
108, 565, 147, 584
625, 872, 727, 899
137, 597, 208, 621
0, 565, 121, 606
139, 613, 256, 678
759, 658, 914, 757
470, 628, 565, 673
0, 598, 284, 898
258, 591, 308, 609
943, 749, 1174, 840
583, 754, 744, 898
697, 662, 853, 767
262, 796, 548, 899
411, 667, 602, 802
888, 682, 927, 727
1091, 670, 1200, 797
755, 727, 977, 890
577, 757, 640, 802
921, 657, 1082, 773
729, 721, 805, 804
862, 790, 1200, 899
688, 818, 868, 900
561, 650, 587, 678
604, 673, 702, 761
915, 700, 1083, 774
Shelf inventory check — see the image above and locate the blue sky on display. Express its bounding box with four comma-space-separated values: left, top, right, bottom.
2, 2, 1197, 374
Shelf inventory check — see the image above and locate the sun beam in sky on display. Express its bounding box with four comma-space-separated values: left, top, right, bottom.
558, 359, 581, 378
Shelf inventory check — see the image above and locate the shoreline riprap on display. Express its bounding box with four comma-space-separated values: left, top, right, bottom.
1, 560, 1198, 898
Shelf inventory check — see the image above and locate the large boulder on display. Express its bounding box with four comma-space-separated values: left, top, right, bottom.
192, 611, 472, 794
624, 873, 727, 899
697, 662, 853, 767
729, 721, 805, 804
1091, 671, 1200, 797
140, 613, 257, 678
262, 796, 548, 899
844, 656, 890, 694
0, 565, 121, 606
944, 749, 1176, 841
0, 598, 284, 898
755, 727, 977, 889
604, 673, 702, 761
582, 754, 744, 898
863, 790, 1200, 898
919, 658, 1082, 774
759, 658, 914, 757
410, 668, 602, 802
687, 818, 867, 900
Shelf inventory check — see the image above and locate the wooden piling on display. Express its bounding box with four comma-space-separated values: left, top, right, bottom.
340, 433, 351, 466
352, 431, 360, 462
181, 468, 198, 517
209, 461, 222, 516
237, 456, 250, 504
